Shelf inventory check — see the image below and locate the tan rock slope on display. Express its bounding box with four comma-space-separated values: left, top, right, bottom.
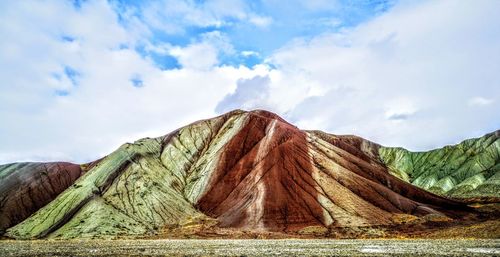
0, 110, 481, 239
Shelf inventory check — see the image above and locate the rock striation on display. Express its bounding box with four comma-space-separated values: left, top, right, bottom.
379, 131, 500, 198
0, 162, 83, 234
0, 110, 496, 239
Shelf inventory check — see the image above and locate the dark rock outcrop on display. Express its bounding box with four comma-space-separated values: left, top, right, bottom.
0, 162, 83, 233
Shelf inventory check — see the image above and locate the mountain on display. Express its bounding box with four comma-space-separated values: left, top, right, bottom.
0, 110, 497, 239
0, 162, 83, 234
379, 131, 500, 198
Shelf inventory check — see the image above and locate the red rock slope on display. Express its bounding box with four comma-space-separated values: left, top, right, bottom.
0, 162, 83, 233
195, 110, 466, 231
2, 110, 470, 239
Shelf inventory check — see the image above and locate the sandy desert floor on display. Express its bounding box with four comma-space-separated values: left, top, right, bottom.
0, 239, 499, 256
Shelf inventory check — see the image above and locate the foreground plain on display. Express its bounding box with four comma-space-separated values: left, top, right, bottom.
0, 239, 499, 256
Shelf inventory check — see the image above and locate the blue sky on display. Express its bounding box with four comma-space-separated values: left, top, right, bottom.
0, 0, 499, 163
113, 0, 395, 69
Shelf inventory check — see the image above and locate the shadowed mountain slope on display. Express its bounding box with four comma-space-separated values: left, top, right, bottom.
0, 162, 83, 234
1, 110, 490, 239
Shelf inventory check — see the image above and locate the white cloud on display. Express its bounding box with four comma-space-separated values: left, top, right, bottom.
218, 0, 500, 150
200, 31, 235, 55
0, 1, 264, 163
241, 51, 260, 57
384, 98, 418, 121
138, 0, 268, 34
169, 43, 219, 70
216, 75, 273, 113
140, 0, 216, 34
166, 31, 234, 70
468, 97, 494, 107
2, 0, 500, 164
249, 15, 273, 28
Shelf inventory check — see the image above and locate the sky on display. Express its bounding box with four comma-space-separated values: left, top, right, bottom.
1, 0, 499, 164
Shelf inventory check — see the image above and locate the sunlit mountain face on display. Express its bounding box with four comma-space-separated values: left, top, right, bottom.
1, 110, 497, 239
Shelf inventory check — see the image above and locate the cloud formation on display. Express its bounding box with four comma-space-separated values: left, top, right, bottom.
217, 0, 500, 150
216, 75, 273, 113
0, 0, 499, 163
0, 1, 265, 163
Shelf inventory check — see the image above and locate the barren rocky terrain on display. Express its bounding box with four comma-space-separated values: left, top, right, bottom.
1, 239, 499, 256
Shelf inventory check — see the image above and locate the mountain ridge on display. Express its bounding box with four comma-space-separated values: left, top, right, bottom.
379, 130, 499, 198
0, 109, 497, 239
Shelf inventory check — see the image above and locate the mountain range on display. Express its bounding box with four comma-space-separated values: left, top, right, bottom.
1, 110, 498, 239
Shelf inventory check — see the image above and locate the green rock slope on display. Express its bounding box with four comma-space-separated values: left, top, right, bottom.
379, 131, 500, 198
6, 111, 247, 239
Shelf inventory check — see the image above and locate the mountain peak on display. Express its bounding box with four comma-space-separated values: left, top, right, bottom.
1, 110, 497, 239
222, 109, 290, 125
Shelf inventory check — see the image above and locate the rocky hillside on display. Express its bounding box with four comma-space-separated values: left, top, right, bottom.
0, 110, 496, 239
0, 162, 83, 234
379, 131, 499, 198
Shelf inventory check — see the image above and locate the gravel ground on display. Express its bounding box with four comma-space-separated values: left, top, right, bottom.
0, 239, 499, 256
